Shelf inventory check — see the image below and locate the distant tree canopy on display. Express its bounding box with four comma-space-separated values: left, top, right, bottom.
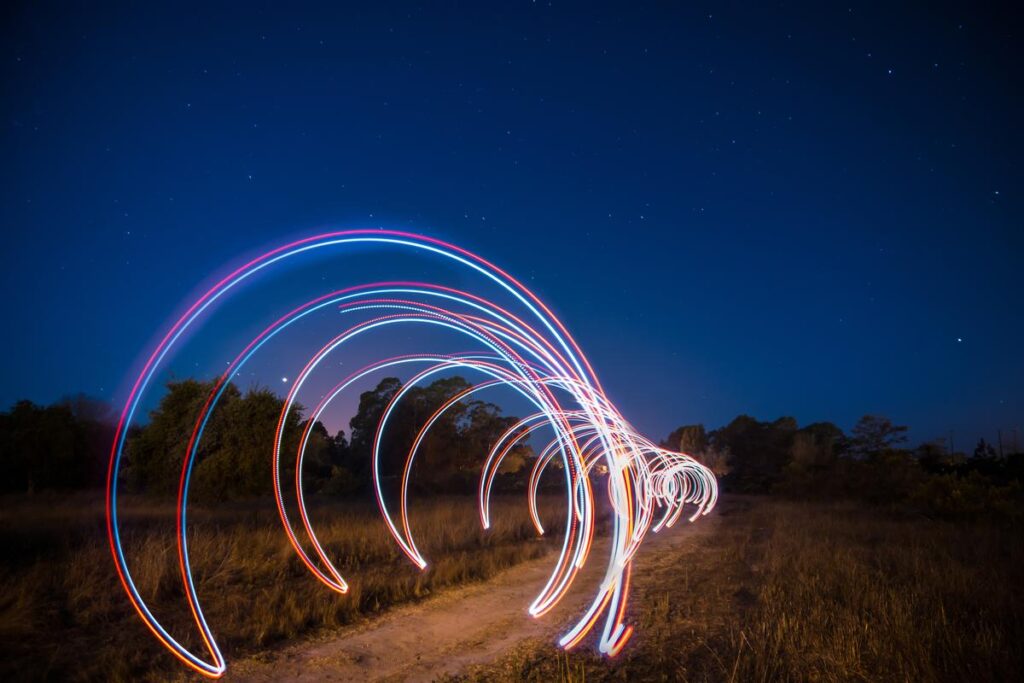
662, 424, 707, 455
706, 415, 804, 491
122, 380, 308, 501
3, 382, 1022, 520
0, 375, 535, 500
850, 414, 908, 457
660, 424, 731, 477
0, 395, 112, 492
346, 376, 533, 494
661, 414, 1024, 519
116, 375, 532, 501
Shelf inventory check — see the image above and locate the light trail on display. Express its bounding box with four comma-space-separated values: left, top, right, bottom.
105, 230, 718, 677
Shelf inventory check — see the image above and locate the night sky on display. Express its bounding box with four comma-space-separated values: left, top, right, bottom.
2, 2, 1020, 446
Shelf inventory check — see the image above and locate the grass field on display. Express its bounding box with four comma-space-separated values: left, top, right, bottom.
448, 497, 1024, 683
3, 495, 1022, 682
0, 492, 566, 682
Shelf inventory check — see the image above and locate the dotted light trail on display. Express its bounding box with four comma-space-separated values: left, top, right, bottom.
106, 230, 717, 677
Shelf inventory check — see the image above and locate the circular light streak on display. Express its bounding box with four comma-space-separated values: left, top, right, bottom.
106, 230, 718, 677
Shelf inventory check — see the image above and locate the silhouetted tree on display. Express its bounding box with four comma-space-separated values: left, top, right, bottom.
850, 415, 908, 458
915, 439, 953, 474
58, 393, 116, 487
347, 377, 403, 485
192, 386, 304, 500
345, 375, 529, 493
124, 379, 222, 496
697, 444, 732, 477
709, 415, 797, 492
662, 424, 730, 476
123, 380, 305, 501
974, 438, 997, 459
775, 422, 846, 497
662, 424, 707, 454
1, 400, 89, 492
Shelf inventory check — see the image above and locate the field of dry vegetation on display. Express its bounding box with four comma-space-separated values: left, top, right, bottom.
449, 497, 1024, 683
3, 495, 1022, 682
0, 493, 566, 682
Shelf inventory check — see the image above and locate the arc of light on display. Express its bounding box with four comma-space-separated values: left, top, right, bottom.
342, 312, 597, 627
277, 313, 573, 570
108, 230, 719, 678
293, 353, 504, 578
372, 357, 587, 595
478, 411, 573, 531
168, 275, 598, 672
337, 301, 593, 588
394, 372, 597, 579
287, 338, 643, 653
110, 230, 603, 644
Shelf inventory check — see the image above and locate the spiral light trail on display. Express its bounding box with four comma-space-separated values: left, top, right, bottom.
106, 230, 718, 677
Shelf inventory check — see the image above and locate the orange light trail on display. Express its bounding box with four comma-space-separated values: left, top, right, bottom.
106, 231, 718, 677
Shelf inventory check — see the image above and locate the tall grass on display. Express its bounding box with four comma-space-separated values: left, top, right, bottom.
448, 497, 1024, 683
727, 501, 1024, 681
0, 492, 565, 681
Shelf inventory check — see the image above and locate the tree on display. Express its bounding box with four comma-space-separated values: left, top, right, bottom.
348, 378, 403, 468
662, 424, 730, 476
124, 379, 224, 496
850, 415, 908, 458
662, 424, 707, 454
709, 415, 798, 491
57, 394, 116, 488
124, 380, 305, 500
789, 432, 820, 470
915, 439, 951, 474
498, 442, 533, 475
192, 386, 304, 500
300, 420, 335, 484
973, 438, 997, 460
345, 375, 528, 493
697, 444, 732, 477
800, 422, 846, 459
0, 400, 90, 492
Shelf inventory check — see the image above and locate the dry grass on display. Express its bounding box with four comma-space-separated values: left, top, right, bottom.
7, 495, 1022, 682
725, 502, 1024, 681
0, 492, 566, 682
449, 497, 1024, 683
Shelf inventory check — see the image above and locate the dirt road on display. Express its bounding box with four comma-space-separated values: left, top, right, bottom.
228, 506, 721, 683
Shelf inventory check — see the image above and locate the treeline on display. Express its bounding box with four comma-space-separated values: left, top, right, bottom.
3, 385, 1022, 519
663, 415, 1024, 519
0, 395, 113, 493
0, 376, 533, 501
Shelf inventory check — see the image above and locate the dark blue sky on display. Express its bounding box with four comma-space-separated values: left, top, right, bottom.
2, 2, 1020, 446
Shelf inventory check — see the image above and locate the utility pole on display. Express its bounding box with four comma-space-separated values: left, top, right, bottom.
948, 429, 955, 456
998, 429, 1004, 458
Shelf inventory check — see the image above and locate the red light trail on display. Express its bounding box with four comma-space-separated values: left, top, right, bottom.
106, 231, 717, 677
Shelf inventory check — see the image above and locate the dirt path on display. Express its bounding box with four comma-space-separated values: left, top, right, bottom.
230, 508, 722, 682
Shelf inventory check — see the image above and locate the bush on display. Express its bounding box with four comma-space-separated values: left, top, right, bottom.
911, 472, 1024, 521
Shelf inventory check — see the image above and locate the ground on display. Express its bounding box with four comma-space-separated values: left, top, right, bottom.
228, 496, 1024, 682
229, 501, 720, 682
3, 495, 1021, 682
